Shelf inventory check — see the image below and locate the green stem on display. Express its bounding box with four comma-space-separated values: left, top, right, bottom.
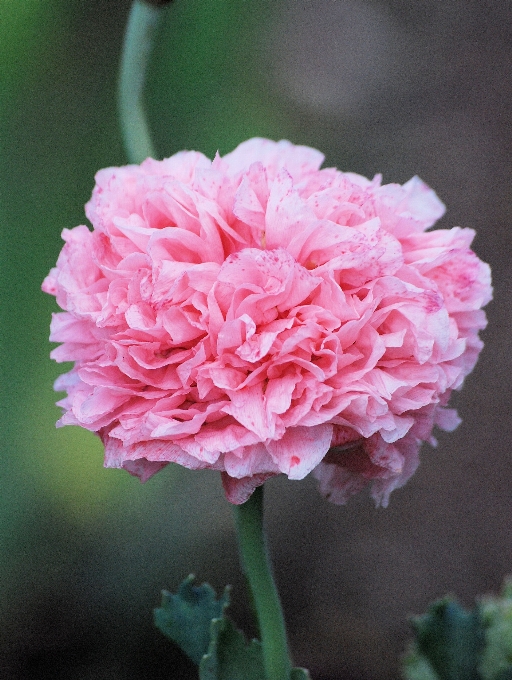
119, 0, 166, 163
233, 486, 292, 680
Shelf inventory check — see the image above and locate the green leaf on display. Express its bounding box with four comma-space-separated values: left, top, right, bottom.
199, 616, 264, 680
290, 668, 312, 679
154, 574, 230, 665
402, 643, 441, 680
155, 575, 313, 680
479, 579, 512, 680
411, 597, 485, 680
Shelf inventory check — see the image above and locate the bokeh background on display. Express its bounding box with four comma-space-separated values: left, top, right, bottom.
1, 0, 511, 678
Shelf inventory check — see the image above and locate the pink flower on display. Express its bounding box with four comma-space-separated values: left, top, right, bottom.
42, 138, 492, 506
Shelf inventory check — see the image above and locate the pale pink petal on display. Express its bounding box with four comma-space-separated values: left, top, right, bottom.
266, 424, 333, 479
122, 459, 169, 482
221, 472, 276, 505
398, 176, 446, 228
223, 443, 280, 478
223, 138, 324, 180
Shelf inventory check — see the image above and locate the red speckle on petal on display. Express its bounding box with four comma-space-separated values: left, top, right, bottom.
423, 290, 443, 313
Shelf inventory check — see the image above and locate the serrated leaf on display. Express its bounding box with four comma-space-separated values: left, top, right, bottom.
412, 597, 485, 680
290, 667, 312, 679
154, 574, 230, 665
199, 616, 264, 680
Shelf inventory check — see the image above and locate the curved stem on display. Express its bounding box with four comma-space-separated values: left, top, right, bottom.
233, 486, 292, 680
119, 0, 165, 163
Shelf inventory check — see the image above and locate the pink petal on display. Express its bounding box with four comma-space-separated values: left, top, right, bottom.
42, 138, 491, 506
221, 472, 276, 505
266, 424, 333, 479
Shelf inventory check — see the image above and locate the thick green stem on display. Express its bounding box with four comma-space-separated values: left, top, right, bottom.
119, 0, 165, 163
233, 486, 292, 680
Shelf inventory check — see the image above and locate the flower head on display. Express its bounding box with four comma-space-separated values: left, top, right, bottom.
43, 138, 491, 505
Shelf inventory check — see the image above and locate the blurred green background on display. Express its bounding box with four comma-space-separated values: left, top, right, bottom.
1, 1, 511, 678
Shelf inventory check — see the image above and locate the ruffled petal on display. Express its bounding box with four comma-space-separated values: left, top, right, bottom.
42, 138, 491, 506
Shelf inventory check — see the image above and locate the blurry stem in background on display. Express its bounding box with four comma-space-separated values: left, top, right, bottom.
119, 0, 169, 163
233, 486, 293, 680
